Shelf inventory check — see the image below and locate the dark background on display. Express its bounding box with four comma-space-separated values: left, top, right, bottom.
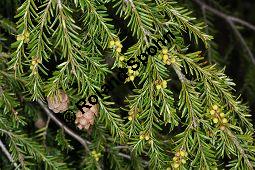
183, 0, 255, 112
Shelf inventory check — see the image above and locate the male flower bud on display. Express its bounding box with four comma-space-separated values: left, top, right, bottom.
156, 84, 162, 90
173, 163, 179, 168
91, 150, 101, 161
129, 75, 135, 81
163, 54, 168, 61
210, 110, 216, 115
145, 134, 150, 140
134, 71, 139, 76
170, 57, 176, 64
213, 118, 219, 124
173, 157, 178, 161
16, 34, 24, 41
222, 118, 228, 124
24, 31, 30, 43
162, 48, 168, 55
172, 149, 188, 168
109, 40, 115, 48
115, 40, 123, 53
119, 56, 125, 61
32, 60, 37, 65
128, 116, 133, 121
212, 104, 219, 111
115, 40, 121, 46
180, 151, 186, 157
116, 47, 122, 53
128, 110, 136, 121
220, 112, 225, 118
128, 68, 134, 74
162, 80, 167, 89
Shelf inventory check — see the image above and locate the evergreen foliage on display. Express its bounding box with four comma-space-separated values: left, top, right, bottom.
0, 0, 255, 169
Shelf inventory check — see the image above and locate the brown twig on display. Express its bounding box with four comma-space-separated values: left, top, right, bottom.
0, 139, 18, 168
37, 99, 91, 152
193, 0, 255, 65
37, 99, 139, 163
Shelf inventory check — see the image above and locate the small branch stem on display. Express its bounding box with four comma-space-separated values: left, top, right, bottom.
193, 0, 255, 31
0, 139, 18, 168
193, 0, 255, 65
37, 99, 91, 152
37, 99, 138, 162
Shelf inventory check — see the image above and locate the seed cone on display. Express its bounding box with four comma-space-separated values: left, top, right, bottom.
75, 103, 98, 130
47, 90, 69, 113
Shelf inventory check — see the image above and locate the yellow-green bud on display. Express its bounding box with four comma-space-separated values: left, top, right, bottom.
180, 151, 186, 157
128, 68, 134, 74
173, 156, 178, 161
91, 150, 96, 155
162, 48, 168, 55
24, 31, 30, 38
128, 116, 133, 121
109, 40, 115, 47
16, 34, 24, 41
170, 58, 176, 63
212, 105, 218, 111
210, 110, 216, 115
213, 118, 219, 124
32, 60, 37, 65
116, 47, 122, 53
156, 84, 162, 90
222, 118, 228, 124
129, 75, 135, 81
162, 80, 167, 88
115, 40, 121, 46
119, 56, 125, 61
220, 112, 225, 118
134, 71, 139, 76
173, 163, 180, 168
163, 54, 168, 61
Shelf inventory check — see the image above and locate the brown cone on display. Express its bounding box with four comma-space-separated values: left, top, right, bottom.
47, 90, 69, 113
75, 102, 99, 130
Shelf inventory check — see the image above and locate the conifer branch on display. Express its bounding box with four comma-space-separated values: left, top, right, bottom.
1, 0, 255, 169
